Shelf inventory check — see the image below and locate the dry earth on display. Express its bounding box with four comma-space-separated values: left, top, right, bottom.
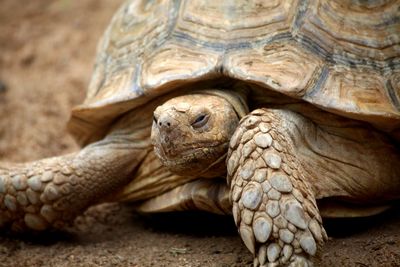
0, 1, 399, 266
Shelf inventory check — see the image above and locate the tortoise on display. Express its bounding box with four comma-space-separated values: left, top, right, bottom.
1, 0, 400, 266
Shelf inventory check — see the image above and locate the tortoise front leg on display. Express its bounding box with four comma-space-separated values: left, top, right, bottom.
0, 114, 151, 231
227, 109, 327, 266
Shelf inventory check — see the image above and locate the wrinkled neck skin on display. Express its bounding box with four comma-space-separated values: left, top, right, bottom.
151, 88, 248, 178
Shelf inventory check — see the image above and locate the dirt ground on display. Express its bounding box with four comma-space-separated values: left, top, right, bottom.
0, 1, 399, 266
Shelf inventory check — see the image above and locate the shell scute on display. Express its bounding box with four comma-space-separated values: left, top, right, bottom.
69, 0, 400, 144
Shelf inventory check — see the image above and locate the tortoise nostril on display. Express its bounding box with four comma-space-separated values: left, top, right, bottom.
158, 115, 173, 129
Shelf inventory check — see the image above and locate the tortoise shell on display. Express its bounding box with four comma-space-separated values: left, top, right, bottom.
68, 0, 400, 145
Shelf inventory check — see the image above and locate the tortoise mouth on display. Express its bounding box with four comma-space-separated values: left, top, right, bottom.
153, 141, 229, 177
156, 141, 226, 159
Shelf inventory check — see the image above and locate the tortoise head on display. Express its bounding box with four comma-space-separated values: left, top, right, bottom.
151, 90, 246, 178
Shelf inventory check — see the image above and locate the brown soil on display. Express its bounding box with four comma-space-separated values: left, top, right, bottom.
0, 1, 399, 266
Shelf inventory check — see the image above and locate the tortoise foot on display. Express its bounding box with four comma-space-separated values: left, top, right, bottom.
227, 109, 327, 267
0, 140, 146, 231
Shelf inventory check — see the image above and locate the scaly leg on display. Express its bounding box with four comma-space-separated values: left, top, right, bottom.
227, 109, 327, 266
0, 112, 151, 231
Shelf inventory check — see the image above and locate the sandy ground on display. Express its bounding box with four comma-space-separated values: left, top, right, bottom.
0, 1, 399, 266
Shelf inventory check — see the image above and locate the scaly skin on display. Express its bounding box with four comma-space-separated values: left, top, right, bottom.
0, 110, 152, 231
227, 109, 328, 266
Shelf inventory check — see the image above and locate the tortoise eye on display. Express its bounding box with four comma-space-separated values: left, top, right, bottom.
191, 114, 209, 128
